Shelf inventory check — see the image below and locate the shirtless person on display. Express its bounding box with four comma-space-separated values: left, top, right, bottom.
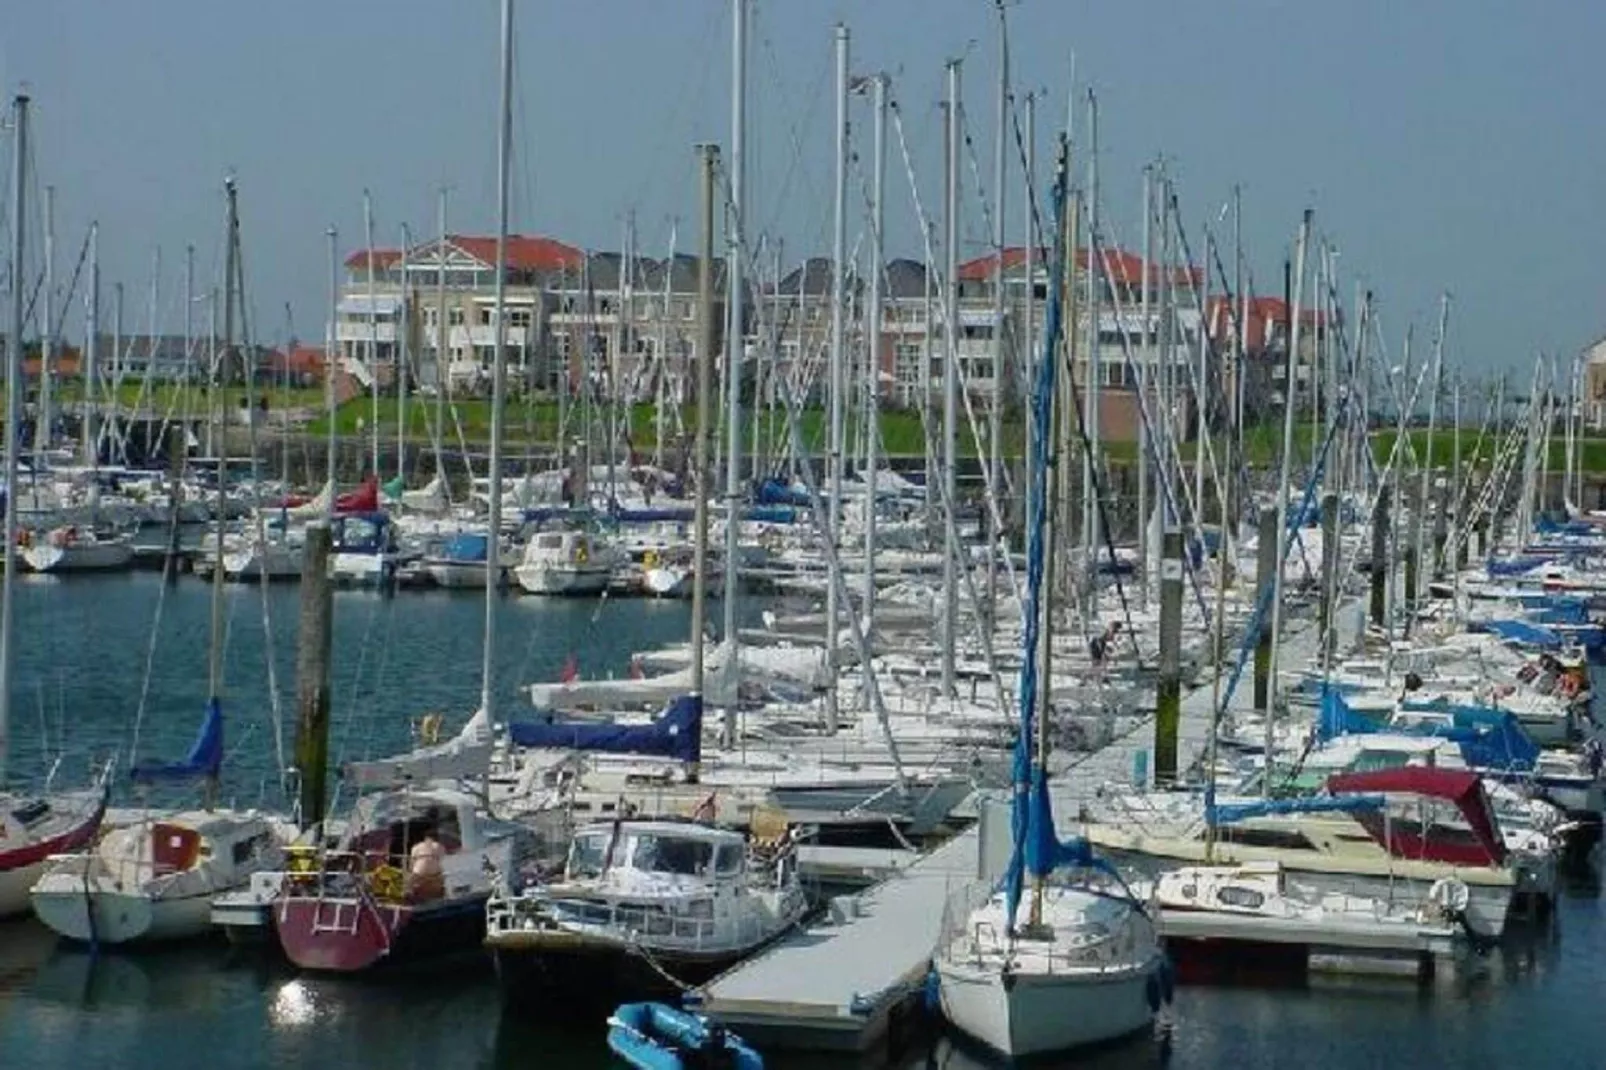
407, 823, 446, 902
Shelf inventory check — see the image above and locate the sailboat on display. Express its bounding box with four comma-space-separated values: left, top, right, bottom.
0, 94, 108, 918
29, 178, 294, 945
934, 147, 1165, 1059
272, 0, 527, 973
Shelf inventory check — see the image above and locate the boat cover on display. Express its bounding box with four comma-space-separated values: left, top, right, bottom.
342, 708, 493, 789
508, 694, 702, 764
1325, 766, 1506, 867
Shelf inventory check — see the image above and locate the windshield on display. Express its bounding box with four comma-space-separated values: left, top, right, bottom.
567, 832, 610, 879
630, 833, 715, 876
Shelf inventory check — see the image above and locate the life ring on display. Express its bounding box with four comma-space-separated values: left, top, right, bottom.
1427, 877, 1470, 917
642, 549, 659, 570
574, 543, 589, 565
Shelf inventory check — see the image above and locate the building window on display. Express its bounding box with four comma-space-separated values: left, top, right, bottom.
448, 307, 465, 327
478, 306, 494, 326
507, 308, 532, 328
681, 300, 694, 321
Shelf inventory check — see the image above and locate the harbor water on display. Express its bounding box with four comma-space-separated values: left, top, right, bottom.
0, 574, 1602, 1068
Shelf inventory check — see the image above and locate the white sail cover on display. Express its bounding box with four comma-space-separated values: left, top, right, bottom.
400, 474, 449, 514
286, 480, 334, 521
342, 708, 493, 789
527, 656, 741, 713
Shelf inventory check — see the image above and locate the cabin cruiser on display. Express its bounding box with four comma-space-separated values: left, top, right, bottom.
20, 525, 135, 573
513, 529, 616, 596
30, 809, 290, 944
328, 511, 403, 588
485, 816, 808, 1000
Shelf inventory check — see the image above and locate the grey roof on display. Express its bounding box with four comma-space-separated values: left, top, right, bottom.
556, 252, 729, 296
884, 258, 928, 300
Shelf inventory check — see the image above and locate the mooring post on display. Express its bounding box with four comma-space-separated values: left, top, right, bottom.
294, 524, 334, 833
1253, 506, 1277, 712
1154, 525, 1183, 784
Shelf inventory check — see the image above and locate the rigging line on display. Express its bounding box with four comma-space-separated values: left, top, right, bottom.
754, 24, 833, 237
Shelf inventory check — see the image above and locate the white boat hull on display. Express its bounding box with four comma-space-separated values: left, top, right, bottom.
427, 561, 500, 589
30, 883, 215, 945
937, 956, 1158, 1058
22, 539, 134, 573
514, 564, 610, 596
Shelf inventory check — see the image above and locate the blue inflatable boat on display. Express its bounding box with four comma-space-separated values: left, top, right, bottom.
606, 1002, 763, 1070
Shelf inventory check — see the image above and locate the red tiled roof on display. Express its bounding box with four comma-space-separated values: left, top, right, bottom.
448, 234, 584, 273
1205, 295, 1327, 351
344, 249, 404, 271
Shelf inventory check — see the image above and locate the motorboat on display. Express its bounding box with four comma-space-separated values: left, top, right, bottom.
30, 809, 289, 944
607, 1001, 763, 1070
423, 531, 503, 589
328, 511, 402, 588
513, 529, 615, 596
486, 816, 809, 1000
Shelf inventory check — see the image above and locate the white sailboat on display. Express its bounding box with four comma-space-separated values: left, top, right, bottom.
934, 149, 1165, 1058
0, 94, 108, 918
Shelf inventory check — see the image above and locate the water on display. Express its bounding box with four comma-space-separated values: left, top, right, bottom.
1, 575, 1605, 1068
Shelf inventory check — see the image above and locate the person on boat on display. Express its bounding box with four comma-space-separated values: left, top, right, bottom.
1089, 621, 1121, 680
407, 823, 446, 903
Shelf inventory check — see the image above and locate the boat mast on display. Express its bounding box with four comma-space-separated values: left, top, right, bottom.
1137, 165, 1151, 605
721, 0, 748, 744
325, 227, 339, 522
435, 189, 449, 496
862, 72, 887, 654
1, 94, 29, 786
824, 21, 848, 733
83, 223, 99, 472
397, 223, 410, 482
986, 1, 1007, 613
363, 189, 380, 481
482, 0, 514, 720
692, 143, 719, 713
211, 178, 239, 708
940, 57, 961, 699
1081, 91, 1099, 590
1262, 209, 1311, 793
1413, 294, 1448, 594
37, 185, 52, 461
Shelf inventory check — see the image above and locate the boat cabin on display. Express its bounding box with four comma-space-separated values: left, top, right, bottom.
522, 529, 605, 569
563, 820, 749, 887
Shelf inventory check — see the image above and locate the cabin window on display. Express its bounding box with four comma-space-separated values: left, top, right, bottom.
1216, 886, 1265, 910
536, 533, 564, 549
1221, 828, 1316, 852
232, 834, 263, 866
631, 834, 714, 876
567, 832, 611, 879
715, 843, 743, 876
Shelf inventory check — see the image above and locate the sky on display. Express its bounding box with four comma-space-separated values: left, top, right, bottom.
4, 0, 1602, 381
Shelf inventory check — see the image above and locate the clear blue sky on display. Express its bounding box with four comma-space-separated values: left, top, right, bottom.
6, 0, 1601, 379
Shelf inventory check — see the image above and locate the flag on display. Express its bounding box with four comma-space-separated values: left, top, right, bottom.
559, 654, 579, 684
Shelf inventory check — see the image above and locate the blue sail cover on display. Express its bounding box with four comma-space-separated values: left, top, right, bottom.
755, 479, 811, 507
611, 507, 695, 524
1485, 555, 1546, 577
507, 694, 702, 764
1482, 619, 1563, 650
441, 532, 489, 562
1316, 687, 1382, 741
131, 697, 224, 783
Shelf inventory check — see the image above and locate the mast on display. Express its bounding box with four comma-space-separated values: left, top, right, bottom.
986, 1, 1007, 612
1081, 91, 1099, 584
862, 72, 887, 641
692, 144, 719, 702
325, 227, 338, 521
1415, 294, 1449, 589
363, 189, 380, 480
940, 57, 961, 698
211, 178, 240, 705
482, 0, 514, 720
435, 189, 449, 491
397, 223, 410, 481
1, 94, 29, 785
824, 21, 848, 731
37, 185, 52, 460
1262, 209, 1311, 792
1137, 166, 1151, 605
1022, 91, 1035, 449
83, 223, 100, 470
720, 0, 748, 742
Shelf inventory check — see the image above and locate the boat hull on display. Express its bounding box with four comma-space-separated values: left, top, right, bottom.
513, 565, 611, 596
30, 886, 214, 945
491, 932, 743, 1005
22, 540, 135, 573
274, 892, 490, 973
936, 955, 1159, 1058
426, 561, 500, 589
0, 794, 106, 918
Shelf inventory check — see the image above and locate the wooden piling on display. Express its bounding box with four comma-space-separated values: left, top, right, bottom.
1253, 507, 1277, 712
1154, 526, 1183, 784
294, 524, 334, 833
